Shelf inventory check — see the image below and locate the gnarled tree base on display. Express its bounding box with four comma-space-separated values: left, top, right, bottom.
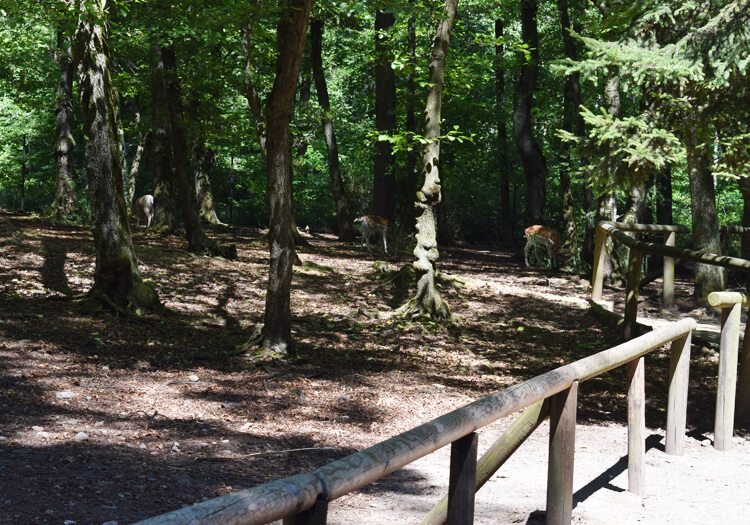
236, 324, 297, 359
76, 281, 163, 317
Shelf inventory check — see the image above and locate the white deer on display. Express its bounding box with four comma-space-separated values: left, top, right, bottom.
354, 215, 394, 254
524, 225, 562, 267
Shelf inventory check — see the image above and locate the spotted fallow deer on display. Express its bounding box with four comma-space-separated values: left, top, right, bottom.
524, 225, 562, 267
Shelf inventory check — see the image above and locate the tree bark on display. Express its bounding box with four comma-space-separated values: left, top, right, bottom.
514, 0, 547, 227
161, 44, 233, 257
150, 49, 177, 232
685, 108, 724, 301
53, 29, 77, 219
495, 19, 514, 247
373, 10, 397, 223
399, 0, 458, 320
262, 0, 314, 355
557, 0, 581, 253
73, 0, 160, 314
193, 139, 222, 225
310, 18, 354, 242
401, 7, 419, 230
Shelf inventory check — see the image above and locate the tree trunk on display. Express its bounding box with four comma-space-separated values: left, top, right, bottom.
127, 127, 149, 210
557, 0, 580, 254
685, 109, 724, 301
399, 0, 458, 320
53, 30, 77, 219
401, 7, 419, 230
243, 15, 267, 163
161, 45, 233, 257
73, 0, 160, 314
495, 19, 514, 247
592, 69, 621, 283
373, 10, 397, 223
514, 0, 547, 227
310, 18, 354, 242
150, 50, 177, 232
261, 0, 314, 355
655, 165, 673, 226
193, 139, 222, 225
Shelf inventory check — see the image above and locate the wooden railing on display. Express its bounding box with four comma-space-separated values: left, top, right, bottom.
134, 319, 697, 525
591, 222, 749, 451
591, 221, 750, 340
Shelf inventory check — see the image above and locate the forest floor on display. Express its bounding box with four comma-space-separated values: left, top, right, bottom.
0, 210, 748, 525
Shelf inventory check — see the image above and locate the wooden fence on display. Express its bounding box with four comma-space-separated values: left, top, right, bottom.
134, 318, 697, 525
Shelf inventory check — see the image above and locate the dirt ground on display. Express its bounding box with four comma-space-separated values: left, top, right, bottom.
0, 210, 748, 525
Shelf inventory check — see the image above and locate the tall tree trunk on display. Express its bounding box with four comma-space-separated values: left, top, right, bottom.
53, 30, 77, 219
127, 127, 149, 210
373, 10, 397, 223
557, 0, 580, 253
310, 18, 354, 241
150, 50, 176, 232
21, 134, 27, 210
495, 19, 514, 246
161, 45, 232, 257
193, 139, 222, 225
73, 0, 160, 313
514, 0, 547, 227
261, 0, 313, 355
401, 7, 419, 230
591, 69, 621, 283
399, 0, 458, 320
685, 109, 724, 301
243, 16, 267, 163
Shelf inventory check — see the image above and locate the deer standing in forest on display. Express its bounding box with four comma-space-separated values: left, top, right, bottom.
354, 215, 395, 254
130, 195, 154, 228
524, 225, 562, 267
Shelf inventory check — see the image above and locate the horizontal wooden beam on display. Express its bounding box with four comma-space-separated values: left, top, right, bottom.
135, 318, 697, 525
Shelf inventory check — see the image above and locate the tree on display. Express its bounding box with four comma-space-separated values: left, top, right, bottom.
310, 17, 354, 242
52, 28, 77, 219
149, 48, 177, 232
161, 43, 234, 257
514, 0, 547, 228
373, 8, 397, 224
494, 17, 513, 247
398, 0, 459, 320
259, 0, 314, 355
73, 0, 160, 314
193, 139, 222, 225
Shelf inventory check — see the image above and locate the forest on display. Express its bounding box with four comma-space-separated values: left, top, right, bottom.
2, 1, 750, 523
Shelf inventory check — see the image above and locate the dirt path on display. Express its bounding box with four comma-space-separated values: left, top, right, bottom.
0, 212, 748, 525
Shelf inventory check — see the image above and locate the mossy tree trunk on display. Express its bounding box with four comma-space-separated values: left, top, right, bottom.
73, 0, 160, 314
193, 139, 222, 225
53, 30, 77, 220
400, 0, 458, 321
261, 0, 314, 355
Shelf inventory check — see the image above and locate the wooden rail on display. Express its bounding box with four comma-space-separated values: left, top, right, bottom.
591, 221, 750, 340
707, 291, 748, 451
135, 319, 697, 525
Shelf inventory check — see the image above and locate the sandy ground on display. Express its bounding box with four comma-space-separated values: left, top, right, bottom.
314, 421, 750, 525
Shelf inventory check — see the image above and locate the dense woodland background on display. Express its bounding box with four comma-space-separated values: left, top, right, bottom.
1, 1, 749, 310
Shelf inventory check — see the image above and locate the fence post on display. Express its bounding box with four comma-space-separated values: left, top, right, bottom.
624, 249, 643, 342
283, 497, 329, 525
546, 382, 578, 525
665, 330, 692, 456
591, 225, 607, 302
627, 357, 646, 496
663, 231, 675, 307
715, 302, 741, 451
447, 432, 478, 525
